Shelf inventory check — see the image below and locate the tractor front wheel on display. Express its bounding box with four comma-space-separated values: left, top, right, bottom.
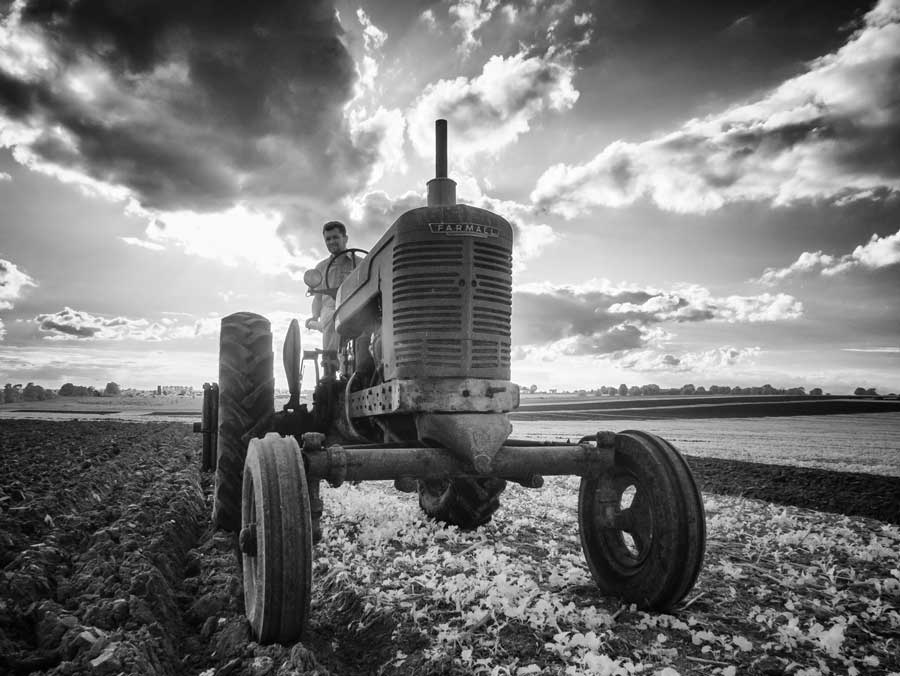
241, 433, 313, 644
578, 430, 706, 611
418, 477, 506, 530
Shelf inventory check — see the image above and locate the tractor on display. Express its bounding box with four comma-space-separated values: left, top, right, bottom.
195, 120, 706, 644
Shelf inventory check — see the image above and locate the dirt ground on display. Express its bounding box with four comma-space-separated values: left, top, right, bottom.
1, 420, 898, 675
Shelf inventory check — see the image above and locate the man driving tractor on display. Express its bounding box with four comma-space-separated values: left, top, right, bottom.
305, 220, 359, 373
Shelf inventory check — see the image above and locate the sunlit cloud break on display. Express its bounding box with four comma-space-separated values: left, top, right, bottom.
531, 0, 900, 216
759, 227, 900, 284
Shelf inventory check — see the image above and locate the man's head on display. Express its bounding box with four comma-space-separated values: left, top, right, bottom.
323, 221, 348, 255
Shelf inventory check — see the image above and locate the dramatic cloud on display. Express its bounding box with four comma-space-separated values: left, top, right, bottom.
35, 307, 219, 342
408, 49, 579, 163
0, 0, 380, 219
760, 226, 900, 284
532, 0, 900, 216
513, 279, 802, 348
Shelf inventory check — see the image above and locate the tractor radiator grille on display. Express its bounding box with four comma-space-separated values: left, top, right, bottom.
391, 237, 511, 376
472, 240, 512, 369
393, 240, 464, 373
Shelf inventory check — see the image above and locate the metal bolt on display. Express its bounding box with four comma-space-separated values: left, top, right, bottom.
473, 454, 492, 474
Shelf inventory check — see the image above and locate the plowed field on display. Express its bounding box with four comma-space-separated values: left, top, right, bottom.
2, 420, 898, 676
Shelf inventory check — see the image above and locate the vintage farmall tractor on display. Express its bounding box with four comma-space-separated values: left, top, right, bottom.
196, 120, 706, 644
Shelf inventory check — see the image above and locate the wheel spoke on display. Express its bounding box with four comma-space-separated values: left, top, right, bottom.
627, 489, 653, 552
609, 507, 635, 531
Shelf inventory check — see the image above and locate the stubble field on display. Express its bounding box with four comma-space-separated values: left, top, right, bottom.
1, 413, 899, 676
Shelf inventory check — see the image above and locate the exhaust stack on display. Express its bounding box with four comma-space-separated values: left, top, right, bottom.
426, 119, 457, 206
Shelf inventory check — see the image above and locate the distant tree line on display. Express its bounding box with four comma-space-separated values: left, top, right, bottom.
2, 383, 57, 403
600, 383, 819, 397
527, 383, 892, 397
2, 381, 121, 403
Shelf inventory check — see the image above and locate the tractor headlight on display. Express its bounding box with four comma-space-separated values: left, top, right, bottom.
304, 269, 323, 289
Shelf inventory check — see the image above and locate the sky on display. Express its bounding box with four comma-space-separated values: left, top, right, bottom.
0, 0, 898, 395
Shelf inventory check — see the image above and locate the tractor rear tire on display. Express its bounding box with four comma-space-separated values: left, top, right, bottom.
418, 477, 506, 530
213, 312, 274, 532
200, 382, 219, 472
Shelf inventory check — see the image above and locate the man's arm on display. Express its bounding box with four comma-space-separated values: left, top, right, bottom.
311, 288, 322, 321
310, 258, 329, 321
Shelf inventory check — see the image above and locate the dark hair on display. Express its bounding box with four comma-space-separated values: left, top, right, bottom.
322, 220, 347, 236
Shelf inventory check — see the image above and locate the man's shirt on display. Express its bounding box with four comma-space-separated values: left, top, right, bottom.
311, 251, 358, 322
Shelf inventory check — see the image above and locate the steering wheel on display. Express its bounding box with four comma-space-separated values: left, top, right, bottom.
322, 248, 369, 297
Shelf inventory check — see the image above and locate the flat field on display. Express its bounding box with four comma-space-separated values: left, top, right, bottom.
512, 413, 900, 477
1, 403, 899, 675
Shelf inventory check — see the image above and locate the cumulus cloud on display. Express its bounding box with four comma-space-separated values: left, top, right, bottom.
759, 226, 900, 284
1, 256, 37, 340
514, 279, 802, 350
620, 346, 761, 373
449, 0, 499, 55
0, 171, 10, 181
407, 50, 579, 164
561, 323, 672, 357
531, 0, 900, 216
0, 0, 391, 226
510, 278, 796, 373
35, 307, 220, 342
0, 257, 37, 312
608, 286, 803, 323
